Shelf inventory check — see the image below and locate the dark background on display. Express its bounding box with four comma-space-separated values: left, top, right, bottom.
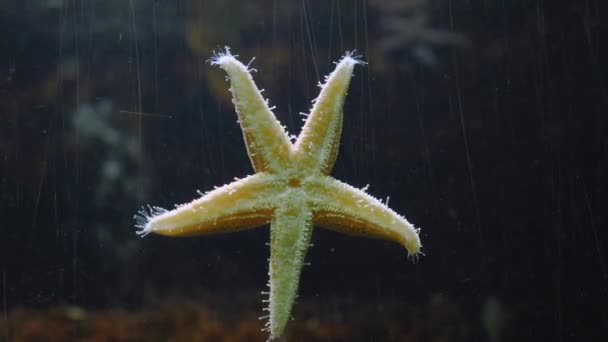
0, 0, 606, 340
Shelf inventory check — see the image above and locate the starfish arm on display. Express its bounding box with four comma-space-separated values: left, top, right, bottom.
267, 193, 313, 339
136, 173, 280, 237
294, 54, 361, 174
308, 177, 421, 255
211, 50, 291, 173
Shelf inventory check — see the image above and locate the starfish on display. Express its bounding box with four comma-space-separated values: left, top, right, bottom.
135, 48, 421, 339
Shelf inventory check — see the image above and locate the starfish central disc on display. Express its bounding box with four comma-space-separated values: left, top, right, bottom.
288, 178, 302, 188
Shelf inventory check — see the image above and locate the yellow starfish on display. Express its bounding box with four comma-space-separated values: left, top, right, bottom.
136, 48, 421, 339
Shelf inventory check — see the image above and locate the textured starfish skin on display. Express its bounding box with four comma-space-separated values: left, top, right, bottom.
136, 50, 421, 339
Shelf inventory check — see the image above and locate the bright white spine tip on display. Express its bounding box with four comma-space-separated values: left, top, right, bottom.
134, 205, 168, 237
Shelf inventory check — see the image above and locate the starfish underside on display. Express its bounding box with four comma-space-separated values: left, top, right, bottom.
136, 49, 421, 339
